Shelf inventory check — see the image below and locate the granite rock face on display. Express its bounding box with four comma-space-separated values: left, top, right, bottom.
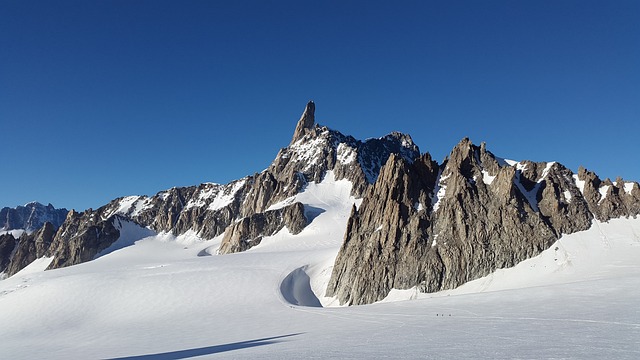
327, 138, 640, 305
46, 211, 123, 269
0, 202, 68, 232
292, 101, 316, 142
0, 222, 57, 277
16, 102, 417, 274
218, 202, 307, 254
5, 222, 56, 276
577, 167, 640, 221
0, 234, 17, 275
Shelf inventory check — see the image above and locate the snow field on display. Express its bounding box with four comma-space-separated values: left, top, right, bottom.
1, 172, 639, 359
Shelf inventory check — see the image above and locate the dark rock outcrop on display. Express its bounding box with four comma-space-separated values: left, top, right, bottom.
5, 222, 56, 276
327, 138, 640, 305
0, 222, 57, 277
326, 153, 439, 305
0, 202, 68, 232
218, 202, 308, 254
292, 101, 316, 142
0, 234, 17, 275
577, 167, 640, 221
46, 212, 126, 269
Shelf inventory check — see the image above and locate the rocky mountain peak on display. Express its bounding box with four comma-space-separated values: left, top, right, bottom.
443, 137, 477, 177
0, 102, 425, 272
292, 100, 316, 143
327, 137, 640, 305
0, 202, 68, 232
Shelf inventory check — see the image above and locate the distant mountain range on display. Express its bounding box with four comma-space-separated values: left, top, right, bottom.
0, 202, 68, 233
1, 102, 638, 305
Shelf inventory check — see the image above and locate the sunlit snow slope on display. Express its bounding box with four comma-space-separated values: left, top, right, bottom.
1, 174, 639, 359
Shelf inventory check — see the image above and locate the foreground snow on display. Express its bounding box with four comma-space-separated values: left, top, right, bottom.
1, 175, 639, 358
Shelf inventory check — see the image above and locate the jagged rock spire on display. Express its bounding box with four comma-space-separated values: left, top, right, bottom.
291, 101, 315, 143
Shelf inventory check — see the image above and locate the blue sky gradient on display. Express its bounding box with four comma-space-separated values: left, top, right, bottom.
2, 1, 639, 211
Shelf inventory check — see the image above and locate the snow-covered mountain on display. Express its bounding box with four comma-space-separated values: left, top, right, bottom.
2, 102, 639, 296
1, 102, 640, 358
1, 101, 419, 275
0, 202, 68, 233
1, 179, 639, 359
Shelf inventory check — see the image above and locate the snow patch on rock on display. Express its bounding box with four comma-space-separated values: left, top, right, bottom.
431, 170, 450, 213
336, 143, 356, 165
573, 174, 585, 194
598, 185, 610, 204
481, 170, 496, 185
94, 217, 156, 258
564, 190, 573, 203
289, 130, 330, 170
624, 182, 635, 195
208, 179, 246, 211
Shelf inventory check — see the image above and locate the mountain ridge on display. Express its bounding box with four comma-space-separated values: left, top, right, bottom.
326, 137, 640, 305
0, 102, 419, 275
1, 103, 639, 308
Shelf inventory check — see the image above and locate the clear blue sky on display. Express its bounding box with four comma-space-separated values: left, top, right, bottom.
2, 1, 639, 211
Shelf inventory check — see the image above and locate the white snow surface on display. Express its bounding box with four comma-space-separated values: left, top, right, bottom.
289, 130, 330, 171
481, 169, 495, 185
495, 156, 519, 167
599, 185, 611, 204
113, 195, 140, 215
574, 174, 586, 194
94, 217, 156, 259
540, 161, 556, 179
0, 229, 26, 238
431, 170, 449, 212
266, 171, 360, 213
336, 143, 356, 165
105, 195, 154, 219
208, 179, 246, 211
624, 182, 635, 194
158, 190, 171, 201
184, 183, 222, 210
2, 176, 640, 359
564, 189, 573, 203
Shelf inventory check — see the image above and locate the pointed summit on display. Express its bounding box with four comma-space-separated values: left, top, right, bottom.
291, 101, 315, 142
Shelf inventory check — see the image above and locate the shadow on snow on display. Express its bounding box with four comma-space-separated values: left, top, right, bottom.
105, 333, 302, 360
280, 267, 322, 307
303, 205, 325, 223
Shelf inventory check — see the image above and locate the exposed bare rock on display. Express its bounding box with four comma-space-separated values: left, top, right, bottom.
620, 178, 640, 215
327, 138, 640, 305
4, 222, 56, 276
219, 202, 307, 254
326, 153, 438, 305
292, 101, 316, 142
536, 163, 592, 235
0, 234, 17, 275
240, 171, 303, 216
46, 211, 123, 269
577, 166, 640, 221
